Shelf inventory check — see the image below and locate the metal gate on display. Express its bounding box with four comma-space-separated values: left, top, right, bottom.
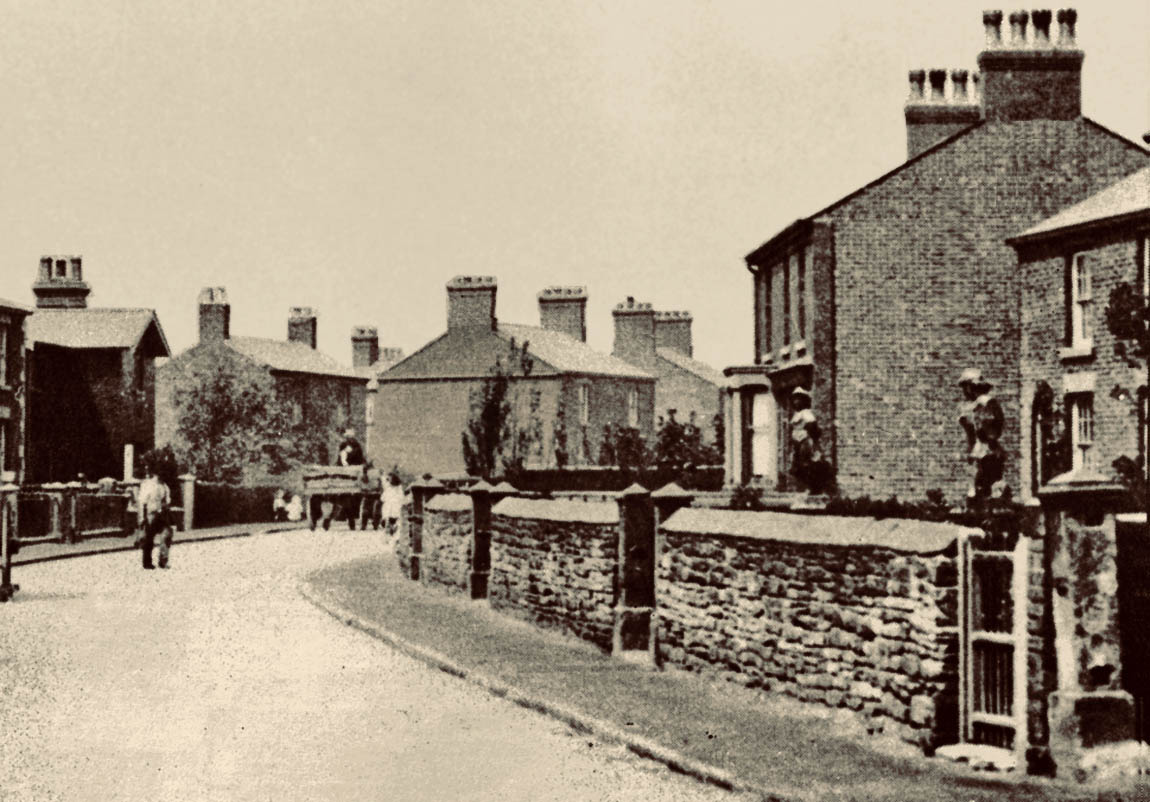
958, 531, 1028, 756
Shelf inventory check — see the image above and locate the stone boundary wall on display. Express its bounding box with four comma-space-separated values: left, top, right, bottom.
489, 497, 620, 650
657, 508, 967, 746
421, 493, 474, 594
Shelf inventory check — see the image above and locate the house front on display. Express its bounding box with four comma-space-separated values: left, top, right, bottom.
723, 9, 1150, 504
370, 277, 655, 478
25, 256, 170, 483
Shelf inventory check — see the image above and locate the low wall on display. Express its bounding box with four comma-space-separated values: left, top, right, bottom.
421, 494, 473, 594
658, 508, 966, 746
489, 497, 619, 650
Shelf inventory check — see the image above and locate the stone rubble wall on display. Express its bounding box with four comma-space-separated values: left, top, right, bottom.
657, 509, 963, 747
489, 497, 620, 651
421, 494, 474, 594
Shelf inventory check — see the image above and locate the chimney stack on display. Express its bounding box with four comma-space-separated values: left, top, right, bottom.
655, 311, 693, 357
446, 276, 498, 331
32, 255, 91, 309
351, 326, 379, 368
904, 66, 980, 160
612, 296, 657, 375
537, 286, 588, 342
978, 9, 1083, 122
197, 287, 230, 344
288, 307, 317, 349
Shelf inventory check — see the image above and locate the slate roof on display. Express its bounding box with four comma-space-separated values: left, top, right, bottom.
496, 324, 652, 379
1011, 165, 1150, 242
227, 337, 364, 381
26, 308, 170, 356
656, 347, 725, 385
380, 324, 653, 381
747, 118, 1148, 263
0, 298, 31, 314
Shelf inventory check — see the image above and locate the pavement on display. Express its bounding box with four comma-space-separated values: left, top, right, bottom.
11, 520, 308, 566
3, 528, 735, 801
303, 548, 1150, 802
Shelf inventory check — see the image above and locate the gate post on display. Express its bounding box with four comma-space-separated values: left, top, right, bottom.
0, 476, 19, 602
408, 478, 444, 581
651, 483, 693, 666
180, 474, 196, 532
468, 480, 493, 599
1039, 475, 1132, 779
62, 482, 81, 544
613, 483, 654, 657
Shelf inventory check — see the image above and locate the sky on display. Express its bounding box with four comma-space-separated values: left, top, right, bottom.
0, 0, 1147, 369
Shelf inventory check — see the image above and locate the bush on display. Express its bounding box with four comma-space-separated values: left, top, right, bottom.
729, 483, 766, 511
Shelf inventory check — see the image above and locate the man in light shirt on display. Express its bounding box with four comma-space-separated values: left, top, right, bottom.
137, 460, 172, 570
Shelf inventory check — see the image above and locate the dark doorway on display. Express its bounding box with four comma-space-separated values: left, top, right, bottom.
1117, 519, 1150, 742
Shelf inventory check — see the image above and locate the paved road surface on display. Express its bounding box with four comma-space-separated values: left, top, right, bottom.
0, 531, 749, 801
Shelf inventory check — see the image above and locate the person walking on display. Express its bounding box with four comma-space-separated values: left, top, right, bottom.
137, 461, 172, 570
381, 471, 404, 536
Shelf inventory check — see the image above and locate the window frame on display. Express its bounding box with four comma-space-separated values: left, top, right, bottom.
0, 324, 7, 387
1069, 393, 1095, 473
1069, 252, 1093, 349
626, 386, 638, 429
578, 383, 590, 427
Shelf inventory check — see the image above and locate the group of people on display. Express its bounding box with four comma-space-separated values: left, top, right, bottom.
339, 428, 405, 533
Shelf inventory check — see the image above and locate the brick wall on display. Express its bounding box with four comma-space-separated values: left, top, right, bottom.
657, 508, 961, 747
420, 493, 473, 593
488, 496, 620, 650
825, 120, 1149, 502
653, 358, 721, 445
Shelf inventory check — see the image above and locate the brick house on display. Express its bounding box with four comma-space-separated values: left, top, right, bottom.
370, 277, 654, 477
0, 297, 31, 480
610, 305, 723, 447
723, 9, 1150, 503
25, 256, 170, 483
155, 288, 368, 482
1010, 166, 1150, 493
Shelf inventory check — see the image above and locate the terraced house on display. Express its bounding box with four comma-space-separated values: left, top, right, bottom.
371, 277, 655, 477
723, 9, 1150, 503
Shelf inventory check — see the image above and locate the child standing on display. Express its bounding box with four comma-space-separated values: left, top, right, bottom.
380, 471, 404, 536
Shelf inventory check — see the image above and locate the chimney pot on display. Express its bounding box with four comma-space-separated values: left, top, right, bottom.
1008, 10, 1029, 46
907, 69, 926, 100
928, 69, 947, 102
983, 10, 1004, 47
950, 69, 970, 101
1056, 8, 1077, 47
1031, 9, 1052, 45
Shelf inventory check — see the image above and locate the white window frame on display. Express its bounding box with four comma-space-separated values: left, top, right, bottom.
0, 324, 7, 387
1070, 252, 1092, 349
626, 387, 638, 428
578, 383, 590, 427
1070, 393, 1095, 472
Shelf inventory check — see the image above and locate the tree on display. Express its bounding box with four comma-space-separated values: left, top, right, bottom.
172, 350, 292, 484
1104, 281, 1150, 506
461, 339, 534, 480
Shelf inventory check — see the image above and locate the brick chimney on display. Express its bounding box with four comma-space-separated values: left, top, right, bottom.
446, 276, 497, 331
288, 307, 317, 349
978, 8, 1082, 122
351, 326, 379, 368
33, 255, 90, 309
904, 67, 981, 160
655, 311, 693, 357
197, 287, 230, 343
612, 297, 656, 375
538, 286, 587, 342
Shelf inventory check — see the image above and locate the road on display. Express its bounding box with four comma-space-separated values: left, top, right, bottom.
0, 530, 747, 801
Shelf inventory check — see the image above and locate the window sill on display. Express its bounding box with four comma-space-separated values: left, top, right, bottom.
1059, 342, 1094, 362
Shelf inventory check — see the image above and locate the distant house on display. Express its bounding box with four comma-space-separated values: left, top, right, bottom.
610, 306, 723, 445
0, 298, 31, 480
24, 256, 170, 483
1010, 166, 1150, 494
155, 288, 369, 482
722, 10, 1149, 500
370, 277, 654, 477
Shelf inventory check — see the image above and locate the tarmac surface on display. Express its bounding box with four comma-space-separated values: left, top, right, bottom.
0, 527, 750, 801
